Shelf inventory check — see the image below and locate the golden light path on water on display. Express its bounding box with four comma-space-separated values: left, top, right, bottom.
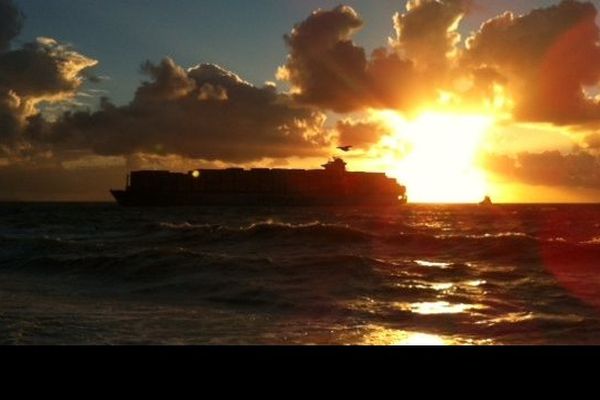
374, 111, 494, 203
347, 258, 494, 345
361, 326, 494, 345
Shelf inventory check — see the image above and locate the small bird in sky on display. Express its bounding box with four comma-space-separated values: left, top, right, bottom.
337, 145, 352, 152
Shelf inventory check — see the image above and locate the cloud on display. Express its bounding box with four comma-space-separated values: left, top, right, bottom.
585, 133, 600, 150
0, 2, 96, 157
278, 1, 600, 128
0, 90, 29, 148
483, 150, 600, 189
0, 0, 22, 52
4, 0, 600, 202
391, 0, 471, 70
336, 119, 390, 149
366, 48, 425, 112
0, 37, 97, 100
278, 5, 444, 113
45, 58, 331, 163
0, 13, 97, 153
463, 0, 600, 124
277, 5, 370, 113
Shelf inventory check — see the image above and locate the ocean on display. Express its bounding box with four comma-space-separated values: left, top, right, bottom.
1, 202, 599, 345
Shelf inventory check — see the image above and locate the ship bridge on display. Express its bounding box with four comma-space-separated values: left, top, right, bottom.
321, 157, 347, 173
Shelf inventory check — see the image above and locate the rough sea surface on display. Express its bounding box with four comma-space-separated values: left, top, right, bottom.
1, 202, 600, 345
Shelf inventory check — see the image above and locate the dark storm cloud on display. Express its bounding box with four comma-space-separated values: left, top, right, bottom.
0, 38, 97, 152
0, 0, 22, 52
277, 5, 370, 112
0, 11, 97, 153
279, 1, 600, 128
0, 90, 27, 148
0, 37, 98, 99
463, 0, 600, 124
46, 58, 330, 163
0, 0, 96, 155
136, 58, 195, 102
336, 119, 390, 149
277, 5, 444, 113
484, 151, 600, 189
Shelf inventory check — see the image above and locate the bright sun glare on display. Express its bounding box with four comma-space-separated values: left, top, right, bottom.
376, 111, 494, 203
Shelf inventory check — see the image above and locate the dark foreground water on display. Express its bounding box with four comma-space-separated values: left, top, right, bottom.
1, 202, 600, 344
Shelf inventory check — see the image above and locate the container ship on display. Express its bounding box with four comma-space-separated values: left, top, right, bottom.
110, 157, 407, 206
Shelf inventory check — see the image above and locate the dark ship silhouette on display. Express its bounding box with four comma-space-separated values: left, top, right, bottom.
479, 195, 493, 206
111, 157, 407, 206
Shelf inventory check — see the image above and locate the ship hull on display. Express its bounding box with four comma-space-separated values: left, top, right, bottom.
110, 190, 406, 207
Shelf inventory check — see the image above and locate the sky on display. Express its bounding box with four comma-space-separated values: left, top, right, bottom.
15, 0, 561, 106
2, 0, 600, 202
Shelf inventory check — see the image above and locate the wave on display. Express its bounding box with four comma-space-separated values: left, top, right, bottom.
0, 234, 101, 257
4, 223, 600, 271
149, 220, 374, 244
581, 237, 600, 245
152, 221, 549, 250
4, 248, 418, 311
6, 246, 391, 282
383, 231, 600, 262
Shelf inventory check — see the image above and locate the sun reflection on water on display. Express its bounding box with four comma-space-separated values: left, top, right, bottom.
399, 332, 448, 345
466, 280, 486, 287
430, 282, 454, 291
414, 259, 451, 268
361, 326, 493, 345
404, 301, 478, 315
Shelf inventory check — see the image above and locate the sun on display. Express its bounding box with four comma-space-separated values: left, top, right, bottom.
376, 111, 494, 203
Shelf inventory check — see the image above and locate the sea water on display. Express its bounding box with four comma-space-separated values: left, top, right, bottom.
1, 203, 599, 344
